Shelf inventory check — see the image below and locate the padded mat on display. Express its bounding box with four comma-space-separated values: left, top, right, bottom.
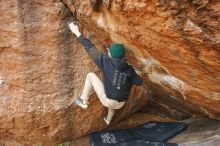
111, 139, 178, 146
89, 129, 135, 146
89, 121, 187, 146
129, 121, 187, 141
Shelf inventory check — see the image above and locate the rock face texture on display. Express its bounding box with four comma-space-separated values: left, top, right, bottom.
0, 0, 220, 145
63, 0, 220, 120
0, 0, 147, 145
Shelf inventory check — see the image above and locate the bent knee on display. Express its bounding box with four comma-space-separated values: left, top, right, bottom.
87, 72, 96, 77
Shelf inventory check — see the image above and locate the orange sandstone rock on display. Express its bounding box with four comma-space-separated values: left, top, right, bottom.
0, 0, 220, 145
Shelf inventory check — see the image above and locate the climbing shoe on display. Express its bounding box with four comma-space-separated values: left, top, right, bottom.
103, 117, 111, 125
74, 98, 88, 110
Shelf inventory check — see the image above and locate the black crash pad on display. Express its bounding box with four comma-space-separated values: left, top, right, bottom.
112, 139, 178, 146
89, 130, 134, 146
89, 121, 186, 146
129, 121, 187, 142
89, 131, 177, 146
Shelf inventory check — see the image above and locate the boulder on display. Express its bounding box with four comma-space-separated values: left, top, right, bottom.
0, 0, 220, 145
63, 0, 220, 120
0, 0, 147, 145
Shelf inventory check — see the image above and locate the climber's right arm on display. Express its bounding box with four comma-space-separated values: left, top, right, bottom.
69, 22, 106, 70
131, 68, 143, 86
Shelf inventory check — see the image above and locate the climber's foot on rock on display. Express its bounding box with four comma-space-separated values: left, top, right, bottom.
74, 98, 88, 110
103, 117, 111, 125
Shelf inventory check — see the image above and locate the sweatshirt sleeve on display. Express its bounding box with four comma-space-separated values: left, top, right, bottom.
131, 68, 143, 86
78, 35, 106, 70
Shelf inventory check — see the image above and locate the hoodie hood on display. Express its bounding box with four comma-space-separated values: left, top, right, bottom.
112, 58, 129, 72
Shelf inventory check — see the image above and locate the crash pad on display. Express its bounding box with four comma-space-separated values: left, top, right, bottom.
89, 121, 187, 146
89, 130, 134, 146
111, 139, 178, 146
129, 121, 187, 141
89, 131, 177, 146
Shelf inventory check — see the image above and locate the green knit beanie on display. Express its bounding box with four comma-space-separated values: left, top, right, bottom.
108, 44, 125, 59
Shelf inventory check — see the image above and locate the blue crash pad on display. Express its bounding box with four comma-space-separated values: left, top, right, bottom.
89, 121, 186, 146
111, 139, 178, 146
89, 130, 134, 146
129, 121, 187, 141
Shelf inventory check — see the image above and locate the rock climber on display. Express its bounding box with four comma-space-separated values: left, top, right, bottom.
69, 22, 143, 125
